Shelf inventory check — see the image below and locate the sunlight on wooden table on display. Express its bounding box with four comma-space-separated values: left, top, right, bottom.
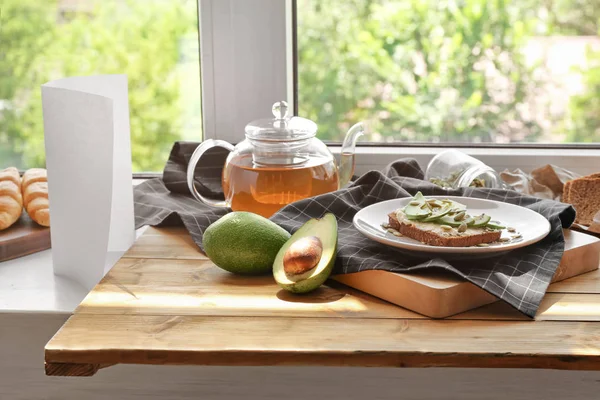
44, 226, 600, 377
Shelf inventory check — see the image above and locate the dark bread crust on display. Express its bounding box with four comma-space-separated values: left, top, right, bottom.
388, 213, 501, 247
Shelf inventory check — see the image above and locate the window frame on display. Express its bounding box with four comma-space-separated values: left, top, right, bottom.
199, 0, 600, 176
199, 0, 293, 145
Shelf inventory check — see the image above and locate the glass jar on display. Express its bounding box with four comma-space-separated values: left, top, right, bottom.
425, 149, 506, 189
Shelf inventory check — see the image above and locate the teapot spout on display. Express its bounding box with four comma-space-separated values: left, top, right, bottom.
338, 122, 365, 188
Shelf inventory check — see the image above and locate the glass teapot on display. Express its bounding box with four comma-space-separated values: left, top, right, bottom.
187, 101, 364, 218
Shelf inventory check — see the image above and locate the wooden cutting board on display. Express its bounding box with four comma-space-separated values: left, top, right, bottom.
333, 230, 600, 318
0, 213, 51, 262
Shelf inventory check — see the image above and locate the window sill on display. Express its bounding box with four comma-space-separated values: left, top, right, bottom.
329, 145, 600, 176
133, 146, 598, 178
0, 249, 86, 314
0, 227, 147, 314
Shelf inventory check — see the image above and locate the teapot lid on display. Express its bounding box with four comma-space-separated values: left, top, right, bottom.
245, 101, 317, 141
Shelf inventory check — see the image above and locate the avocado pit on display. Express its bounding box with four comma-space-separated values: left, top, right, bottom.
283, 236, 323, 275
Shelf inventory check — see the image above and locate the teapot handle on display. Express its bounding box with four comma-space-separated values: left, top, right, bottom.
187, 139, 234, 208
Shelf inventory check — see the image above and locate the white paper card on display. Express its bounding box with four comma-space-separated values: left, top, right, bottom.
41, 75, 135, 290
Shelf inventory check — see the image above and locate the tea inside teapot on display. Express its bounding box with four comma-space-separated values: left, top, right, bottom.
223, 153, 338, 218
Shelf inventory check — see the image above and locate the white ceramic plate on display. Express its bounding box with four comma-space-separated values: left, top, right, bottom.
353, 196, 551, 256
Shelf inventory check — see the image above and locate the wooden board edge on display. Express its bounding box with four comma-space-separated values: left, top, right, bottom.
43, 349, 600, 372
0, 229, 51, 262
44, 362, 106, 377
551, 238, 600, 283
333, 271, 498, 318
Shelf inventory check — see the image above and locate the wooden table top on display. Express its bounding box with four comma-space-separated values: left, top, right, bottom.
45, 227, 600, 376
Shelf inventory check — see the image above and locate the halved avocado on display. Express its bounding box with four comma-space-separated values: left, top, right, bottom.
273, 213, 338, 294
403, 192, 431, 220
468, 214, 492, 228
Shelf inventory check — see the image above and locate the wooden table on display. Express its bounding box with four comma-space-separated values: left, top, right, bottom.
45, 227, 600, 376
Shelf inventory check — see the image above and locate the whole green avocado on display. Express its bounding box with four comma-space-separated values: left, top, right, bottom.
203, 212, 291, 275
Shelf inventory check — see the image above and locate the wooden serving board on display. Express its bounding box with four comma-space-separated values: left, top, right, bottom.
572, 223, 600, 238
0, 213, 51, 262
333, 230, 600, 318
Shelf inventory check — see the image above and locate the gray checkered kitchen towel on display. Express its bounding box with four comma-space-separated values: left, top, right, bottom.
134, 141, 576, 318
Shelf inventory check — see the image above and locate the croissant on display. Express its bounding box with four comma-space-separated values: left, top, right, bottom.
22, 168, 50, 227
0, 167, 23, 231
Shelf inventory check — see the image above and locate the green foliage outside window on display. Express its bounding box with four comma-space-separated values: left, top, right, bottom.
1, 0, 599, 173
297, 0, 600, 143
0, 0, 199, 171
567, 48, 600, 143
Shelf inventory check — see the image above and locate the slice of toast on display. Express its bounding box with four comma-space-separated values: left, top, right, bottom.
563, 175, 600, 226
388, 211, 501, 247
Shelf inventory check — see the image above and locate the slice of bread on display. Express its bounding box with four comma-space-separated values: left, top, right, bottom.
563, 174, 600, 226
388, 211, 501, 247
